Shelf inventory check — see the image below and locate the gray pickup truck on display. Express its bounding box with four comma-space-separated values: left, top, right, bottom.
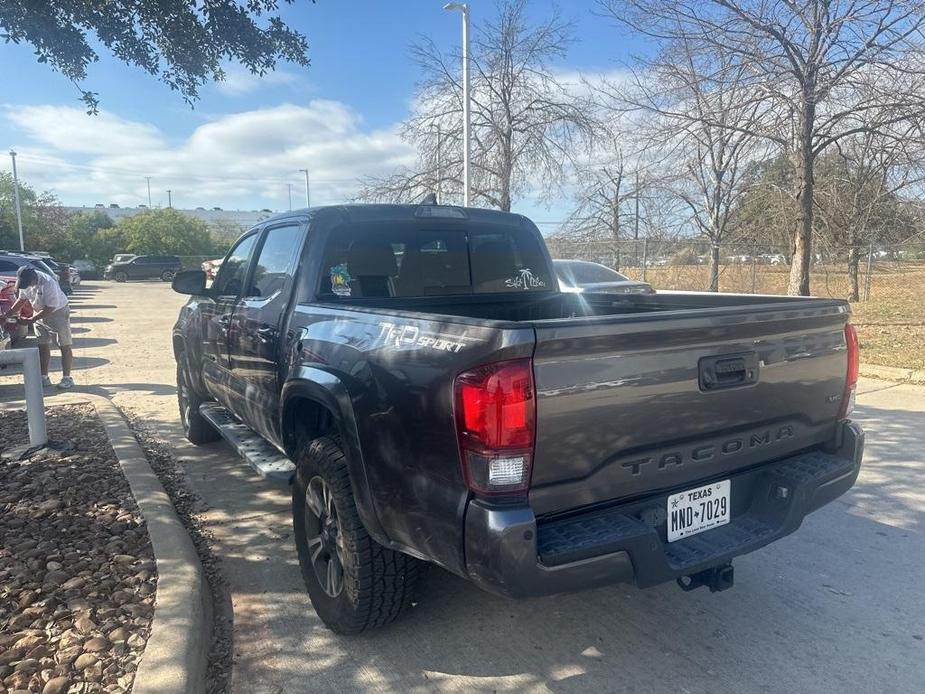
171, 203, 863, 634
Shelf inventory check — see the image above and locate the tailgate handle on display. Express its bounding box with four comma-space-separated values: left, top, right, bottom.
699, 352, 759, 391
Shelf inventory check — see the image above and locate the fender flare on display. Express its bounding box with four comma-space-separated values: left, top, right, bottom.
280, 367, 390, 547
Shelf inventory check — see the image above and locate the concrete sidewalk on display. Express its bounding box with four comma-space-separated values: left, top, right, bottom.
3, 282, 924, 693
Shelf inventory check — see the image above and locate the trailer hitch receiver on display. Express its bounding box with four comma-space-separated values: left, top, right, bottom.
677, 563, 734, 593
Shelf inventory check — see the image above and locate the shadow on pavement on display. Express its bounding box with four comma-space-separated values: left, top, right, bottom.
120, 402, 925, 694
70, 315, 114, 324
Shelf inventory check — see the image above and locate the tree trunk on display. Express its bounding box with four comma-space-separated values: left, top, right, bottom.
847, 236, 860, 302
709, 244, 720, 292
499, 127, 513, 212
788, 107, 815, 296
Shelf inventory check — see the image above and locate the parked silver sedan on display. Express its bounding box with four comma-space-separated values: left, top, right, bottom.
554, 259, 655, 294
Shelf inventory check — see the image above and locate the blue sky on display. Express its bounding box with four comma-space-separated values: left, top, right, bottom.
1, 1, 642, 224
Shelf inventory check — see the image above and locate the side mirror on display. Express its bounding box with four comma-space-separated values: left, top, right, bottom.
172, 270, 207, 296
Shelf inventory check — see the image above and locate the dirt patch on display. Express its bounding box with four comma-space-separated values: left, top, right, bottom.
0, 405, 155, 693
123, 414, 233, 694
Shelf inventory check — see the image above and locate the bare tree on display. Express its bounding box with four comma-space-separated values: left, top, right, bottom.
564, 144, 639, 270
600, 0, 925, 295
814, 125, 925, 299
603, 44, 767, 290
360, 0, 595, 210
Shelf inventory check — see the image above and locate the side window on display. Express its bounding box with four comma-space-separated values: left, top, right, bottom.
0, 260, 19, 272
246, 224, 304, 298
213, 233, 258, 297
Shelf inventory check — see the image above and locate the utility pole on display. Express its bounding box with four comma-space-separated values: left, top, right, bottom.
633, 170, 640, 240
634, 170, 640, 266
287, 183, 292, 211
145, 177, 152, 206
298, 169, 310, 207
444, 3, 470, 207
436, 126, 443, 204
166, 189, 172, 208
9, 150, 24, 251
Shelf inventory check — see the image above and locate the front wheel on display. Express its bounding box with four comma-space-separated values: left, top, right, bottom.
292, 435, 422, 634
113, 271, 128, 283
161, 269, 177, 282
176, 360, 220, 445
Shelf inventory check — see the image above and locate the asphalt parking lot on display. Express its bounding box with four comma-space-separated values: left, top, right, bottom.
2, 280, 924, 693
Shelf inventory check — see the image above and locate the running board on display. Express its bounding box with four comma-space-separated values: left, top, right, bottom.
199, 402, 295, 484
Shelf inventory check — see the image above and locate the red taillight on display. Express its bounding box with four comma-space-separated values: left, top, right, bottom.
839, 323, 859, 419
454, 359, 535, 495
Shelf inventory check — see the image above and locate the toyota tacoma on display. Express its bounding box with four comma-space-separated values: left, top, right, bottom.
171, 204, 863, 633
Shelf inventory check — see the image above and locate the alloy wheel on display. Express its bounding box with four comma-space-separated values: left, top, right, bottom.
303, 476, 345, 598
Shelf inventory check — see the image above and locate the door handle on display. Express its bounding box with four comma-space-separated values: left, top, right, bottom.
699, 352, 759, 391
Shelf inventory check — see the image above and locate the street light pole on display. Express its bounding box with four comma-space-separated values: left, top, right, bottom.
166, 189, 172, 208
287, 183, 293, 211
436, 125, 443, 204
145, 176, 152, 207
299, 168, 310, 207
444, 2, 470, 207
9, 150, 25, 251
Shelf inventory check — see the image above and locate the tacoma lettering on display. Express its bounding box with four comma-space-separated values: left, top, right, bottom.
619, 425, 796, 476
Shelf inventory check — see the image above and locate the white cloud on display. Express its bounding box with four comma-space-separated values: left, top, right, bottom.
8, 105, 164, 155
4, 101, 415, 209
214, 65, 301, 96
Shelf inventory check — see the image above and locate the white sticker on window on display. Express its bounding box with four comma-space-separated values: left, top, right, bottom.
504, 268, 546, 290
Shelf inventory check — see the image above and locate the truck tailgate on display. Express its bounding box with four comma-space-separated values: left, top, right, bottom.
529, 301, 850, 517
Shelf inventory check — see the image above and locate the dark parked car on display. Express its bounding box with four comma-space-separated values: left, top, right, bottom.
555, 258, 655, 294
0, 252, 59, 284
171, 204, 863, 634
71, 259, 99, 280
105, 255, 181, 282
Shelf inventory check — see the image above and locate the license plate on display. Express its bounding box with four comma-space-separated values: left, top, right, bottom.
667, 480, 730, 542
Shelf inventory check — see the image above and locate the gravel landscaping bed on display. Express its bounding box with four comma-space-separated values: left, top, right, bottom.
125, 414, 233, 694
0, 405, 156, 694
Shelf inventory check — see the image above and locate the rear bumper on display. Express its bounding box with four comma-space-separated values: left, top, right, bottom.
463, 420, 864, 598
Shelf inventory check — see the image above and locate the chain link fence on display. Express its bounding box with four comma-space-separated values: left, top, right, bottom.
545, 237, 925, 370
544, 237, 925, 300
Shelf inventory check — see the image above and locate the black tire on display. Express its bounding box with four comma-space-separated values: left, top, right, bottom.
161, 269, 177, 282
113, 271, 128, 283
292, 435, 422, 634
176, 359, 220, 445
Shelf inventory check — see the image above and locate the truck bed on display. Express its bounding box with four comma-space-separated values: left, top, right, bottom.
324, 290, 839, 324
316, 289, 851, 521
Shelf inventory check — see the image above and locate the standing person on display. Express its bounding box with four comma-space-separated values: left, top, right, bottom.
0, 266, 75, 388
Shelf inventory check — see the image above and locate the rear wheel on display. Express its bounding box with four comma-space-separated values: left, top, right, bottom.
176, 359, 220, 445
292, 435, 422, 634
113, 271, 127, 283
161, 269, 177, 282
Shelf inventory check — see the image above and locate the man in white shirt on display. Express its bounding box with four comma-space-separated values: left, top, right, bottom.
0, 266, 74, 388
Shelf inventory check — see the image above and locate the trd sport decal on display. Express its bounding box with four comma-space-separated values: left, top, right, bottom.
377, 322, 477, 353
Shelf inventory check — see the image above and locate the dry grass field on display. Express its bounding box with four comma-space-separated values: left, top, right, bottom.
618, 262, 925, 370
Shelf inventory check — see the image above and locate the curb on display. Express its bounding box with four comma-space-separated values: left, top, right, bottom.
1, 394, 210, 693
859, 363, 916, 383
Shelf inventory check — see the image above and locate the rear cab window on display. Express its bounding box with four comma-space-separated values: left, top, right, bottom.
317, 220, 552, 299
